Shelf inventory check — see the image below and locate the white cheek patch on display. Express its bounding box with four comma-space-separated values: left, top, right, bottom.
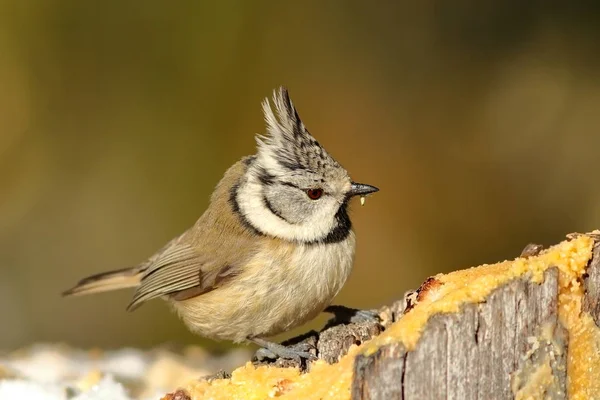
237, 179, 338, 243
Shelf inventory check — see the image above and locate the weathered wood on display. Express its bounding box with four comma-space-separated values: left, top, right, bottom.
583, 238, 600, 326
353, 344, 407, 400
352, 268, 566, 400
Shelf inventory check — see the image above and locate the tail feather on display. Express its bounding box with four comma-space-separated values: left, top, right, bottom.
62, 267, 142, 297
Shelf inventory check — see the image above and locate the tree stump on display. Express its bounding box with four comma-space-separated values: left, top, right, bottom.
352, 234, 600, 400
353, 268, 566, 399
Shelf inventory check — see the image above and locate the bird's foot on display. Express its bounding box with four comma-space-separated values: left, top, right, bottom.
324, 305, 381, 324
250, 337, 317, 363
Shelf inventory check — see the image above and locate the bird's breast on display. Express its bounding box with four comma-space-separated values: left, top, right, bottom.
239, 231, 357, 335
172, 232, 356, 342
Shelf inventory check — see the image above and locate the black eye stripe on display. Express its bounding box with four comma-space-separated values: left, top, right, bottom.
279, 181, 329, 199
280, 181, 300, 189
257, 168, 276, 185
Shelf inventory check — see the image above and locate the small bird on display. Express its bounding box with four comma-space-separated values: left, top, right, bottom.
63, 87, 379, 361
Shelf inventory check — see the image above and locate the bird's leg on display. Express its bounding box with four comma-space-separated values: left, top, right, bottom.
324, 305, 381, 324
248, 337, 317, 362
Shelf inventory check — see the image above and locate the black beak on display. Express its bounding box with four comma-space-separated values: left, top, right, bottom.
349, 182, 379, 197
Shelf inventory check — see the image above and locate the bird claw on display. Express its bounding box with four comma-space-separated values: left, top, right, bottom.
349, 309, 381, 324
254, 347, 278, 361
251, 338, 317, 362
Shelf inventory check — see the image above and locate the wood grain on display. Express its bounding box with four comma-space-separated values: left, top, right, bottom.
352, 268, 566, 400
583, 238, 600, 326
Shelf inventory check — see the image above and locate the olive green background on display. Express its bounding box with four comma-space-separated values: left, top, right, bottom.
2, 2, 600, 351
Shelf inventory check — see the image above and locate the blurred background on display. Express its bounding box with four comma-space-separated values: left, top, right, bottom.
1, 1, 600, 352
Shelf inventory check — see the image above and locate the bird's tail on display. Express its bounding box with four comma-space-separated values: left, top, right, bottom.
62, 267, 142, 297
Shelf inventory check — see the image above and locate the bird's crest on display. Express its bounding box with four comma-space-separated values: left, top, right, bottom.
256, 87, 345, 179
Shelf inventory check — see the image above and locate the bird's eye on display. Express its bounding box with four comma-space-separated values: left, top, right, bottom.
306, 188, 324, 200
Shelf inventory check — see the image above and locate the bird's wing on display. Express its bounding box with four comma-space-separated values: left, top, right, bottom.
126, 157, 260, 311
126, 239, 249, 311
127, 243, 207, 310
